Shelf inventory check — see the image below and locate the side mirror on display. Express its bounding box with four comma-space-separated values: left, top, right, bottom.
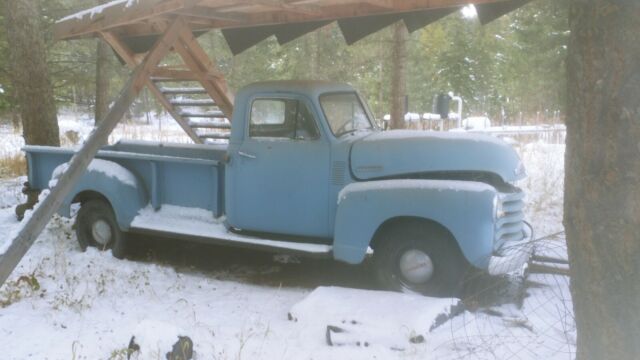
433, 93, 451, 119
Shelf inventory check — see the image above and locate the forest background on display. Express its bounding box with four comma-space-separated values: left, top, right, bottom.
0, 0, 568, 126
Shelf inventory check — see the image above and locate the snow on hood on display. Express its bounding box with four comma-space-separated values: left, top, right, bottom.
350, 130, 525, 183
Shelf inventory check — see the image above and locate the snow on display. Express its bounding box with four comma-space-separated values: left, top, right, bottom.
50, 159, 137, 189
0, 189, 49, 256
130, 320, 187, 359
338, 179, 495, 205
0, 118, 573, 359
363, 129, 511, 147
56, 0, 138, 23
463, 116, 492, 130
131, 205, 333, 254
289, 286, 459, 351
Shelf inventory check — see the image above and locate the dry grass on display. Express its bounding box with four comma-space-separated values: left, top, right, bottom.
0, 153, 26, 178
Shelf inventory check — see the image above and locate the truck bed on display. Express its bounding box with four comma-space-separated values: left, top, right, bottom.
25, 140, 228, 217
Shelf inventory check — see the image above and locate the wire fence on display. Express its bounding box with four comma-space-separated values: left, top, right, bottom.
436, 231, 575, 359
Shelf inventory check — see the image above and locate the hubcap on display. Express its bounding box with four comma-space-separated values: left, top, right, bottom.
399, 249, 434, 284
91, 219, 112, 246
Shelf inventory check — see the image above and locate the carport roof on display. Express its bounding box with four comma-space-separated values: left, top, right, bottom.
54, 0, 534, 55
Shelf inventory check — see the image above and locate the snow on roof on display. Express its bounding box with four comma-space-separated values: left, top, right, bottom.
56, 0, 138, 23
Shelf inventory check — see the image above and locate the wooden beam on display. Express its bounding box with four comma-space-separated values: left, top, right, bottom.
175, 7, 248, 22
54, 0, 202, 40
152, 68, 223, 81
135, 18, 189, 90
0, 17, 186, 287
173, 26, 235, 118
194, 0, 498, 29
55, 0, 510, 40
101, 28, 203, 144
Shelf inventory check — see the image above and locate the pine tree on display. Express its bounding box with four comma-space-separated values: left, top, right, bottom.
3, 0, 60, 146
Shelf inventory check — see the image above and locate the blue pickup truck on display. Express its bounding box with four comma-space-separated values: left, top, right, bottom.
21, 81, 531, 296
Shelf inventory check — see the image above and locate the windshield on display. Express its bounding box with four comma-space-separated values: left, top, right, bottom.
320, 92, 374, 136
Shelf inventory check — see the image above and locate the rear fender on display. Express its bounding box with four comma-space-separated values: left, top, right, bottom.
53, 159, 147, 231
332, 179, 497, 269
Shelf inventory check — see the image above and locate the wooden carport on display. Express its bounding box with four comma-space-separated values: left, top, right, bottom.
0, 0, 534, 285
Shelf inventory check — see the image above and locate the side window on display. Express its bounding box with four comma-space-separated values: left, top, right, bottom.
250, 98, 319, 140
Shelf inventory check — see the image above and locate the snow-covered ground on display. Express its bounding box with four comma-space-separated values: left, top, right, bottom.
0, 110, 194, 158
0, 114, 572, 359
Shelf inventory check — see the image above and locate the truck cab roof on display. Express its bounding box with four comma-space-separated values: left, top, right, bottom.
238, 80, 357, 99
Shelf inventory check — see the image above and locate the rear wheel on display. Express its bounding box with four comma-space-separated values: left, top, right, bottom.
373, 221, 468, 297
75, 199, 126, 259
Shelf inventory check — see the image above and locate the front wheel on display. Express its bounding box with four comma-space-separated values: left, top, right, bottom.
75, 199, 126, 259
373, 222, 468, 297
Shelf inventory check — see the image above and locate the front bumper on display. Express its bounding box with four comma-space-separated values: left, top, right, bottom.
488, 222, 534, 276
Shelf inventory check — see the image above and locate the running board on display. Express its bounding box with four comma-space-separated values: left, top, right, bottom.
129, 206, 333, 256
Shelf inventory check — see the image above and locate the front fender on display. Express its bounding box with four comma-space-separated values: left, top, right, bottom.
52, 159, 148, 231
333, 179, 497, 269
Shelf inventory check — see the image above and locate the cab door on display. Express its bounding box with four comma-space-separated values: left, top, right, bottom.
227, 96, 331, 238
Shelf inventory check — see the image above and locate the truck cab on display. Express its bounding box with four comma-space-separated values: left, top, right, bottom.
22, 81, 532, 296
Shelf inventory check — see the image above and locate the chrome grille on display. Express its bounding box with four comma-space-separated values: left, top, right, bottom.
494, 189, 526, 251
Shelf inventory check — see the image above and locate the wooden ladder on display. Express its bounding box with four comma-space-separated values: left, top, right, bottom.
101, 28, 235, 144
151, 74, 232, 143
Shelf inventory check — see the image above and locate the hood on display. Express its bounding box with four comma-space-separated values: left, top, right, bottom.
350, 130, 525, 183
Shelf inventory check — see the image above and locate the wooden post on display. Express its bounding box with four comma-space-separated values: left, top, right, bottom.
0, 17, 187, 287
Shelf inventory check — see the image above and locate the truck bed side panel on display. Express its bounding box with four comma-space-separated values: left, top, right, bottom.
25, 142, 224, 221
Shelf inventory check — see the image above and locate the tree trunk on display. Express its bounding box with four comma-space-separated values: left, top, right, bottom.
95, 13, 111, 125
308, 29, 320, 79
390, 22, 407, 130
565, 2, 640, 359
4, 0, 59, 146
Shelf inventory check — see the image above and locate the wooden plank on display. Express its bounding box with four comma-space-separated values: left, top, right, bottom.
135, 18, 189, 90
174, 44, 234, 119
181, 111, 226, 118
171, 99, 217, 106
54, 0, 199, 40
101, 28, 203, 144
175, 7, 248, 22
173, 27, 235, 119
529, 263, 571, 277
55, 0, 510, 40
220, 0, 494, 28
160, 87, 208, 95
0, 71, 138, 286
147, 82, 204, 143
0, 18, 185, 287
198, 133, 231, 140
0, 21, 188, 285
151, 68, 223, 81
188, 120, 231, 129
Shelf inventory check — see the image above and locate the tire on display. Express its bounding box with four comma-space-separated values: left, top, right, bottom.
75, 199, 126, 259
373, 221, 468, 297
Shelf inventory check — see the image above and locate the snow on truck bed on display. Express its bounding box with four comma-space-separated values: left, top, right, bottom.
49, 159, 138, 188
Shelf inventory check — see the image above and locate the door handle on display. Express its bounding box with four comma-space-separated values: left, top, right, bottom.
238, 151, 257, 159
